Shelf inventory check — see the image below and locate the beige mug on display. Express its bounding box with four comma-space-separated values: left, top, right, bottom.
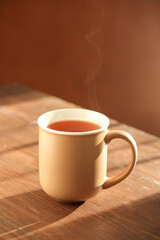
38, 109, 137, 202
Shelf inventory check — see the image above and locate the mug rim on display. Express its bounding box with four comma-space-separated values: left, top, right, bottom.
37, 108, 109, 136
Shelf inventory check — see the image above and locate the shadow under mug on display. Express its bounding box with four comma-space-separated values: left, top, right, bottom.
38, 109, 137, 202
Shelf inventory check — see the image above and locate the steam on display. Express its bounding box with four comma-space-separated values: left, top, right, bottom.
85, 3, 104, 112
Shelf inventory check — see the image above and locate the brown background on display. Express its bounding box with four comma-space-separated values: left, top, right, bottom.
0, 0, 160, 136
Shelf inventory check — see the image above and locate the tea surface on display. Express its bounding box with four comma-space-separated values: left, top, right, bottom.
47, 120, 100, 132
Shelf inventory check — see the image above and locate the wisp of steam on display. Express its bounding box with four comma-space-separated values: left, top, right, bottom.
85, 2, 104, 112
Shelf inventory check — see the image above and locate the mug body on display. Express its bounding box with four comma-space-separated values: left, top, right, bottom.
38, 109, 109, 202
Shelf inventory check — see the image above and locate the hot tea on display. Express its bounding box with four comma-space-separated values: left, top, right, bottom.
38, 109, 137, 202
47, 120, 100, 132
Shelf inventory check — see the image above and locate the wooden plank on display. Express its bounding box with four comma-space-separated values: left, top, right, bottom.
0, 85, 159, 240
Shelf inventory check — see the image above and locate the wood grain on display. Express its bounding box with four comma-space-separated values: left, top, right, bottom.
0, 84, 159, 240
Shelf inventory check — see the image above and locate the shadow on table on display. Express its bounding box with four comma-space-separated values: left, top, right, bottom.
0, 84, 45, 106
36, 192, 159, 240
0, 189, 160, 239
0, 189, 83, 239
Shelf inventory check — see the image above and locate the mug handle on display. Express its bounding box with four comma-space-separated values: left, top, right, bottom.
103, 130, 138, 189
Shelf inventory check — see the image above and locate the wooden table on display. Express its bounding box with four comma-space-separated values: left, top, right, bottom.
0, 85, 159, 240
